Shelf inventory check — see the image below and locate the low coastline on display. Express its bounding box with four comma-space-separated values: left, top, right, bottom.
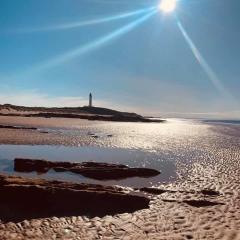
0, 104, 165, 123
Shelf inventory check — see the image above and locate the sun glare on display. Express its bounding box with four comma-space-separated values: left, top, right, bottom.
159, 0, 177, 13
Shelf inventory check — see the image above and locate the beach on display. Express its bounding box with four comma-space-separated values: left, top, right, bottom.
0, 116, 239, 239
1, 0, 240, 238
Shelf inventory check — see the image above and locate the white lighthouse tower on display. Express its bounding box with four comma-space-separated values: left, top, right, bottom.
89, 93, 93, 107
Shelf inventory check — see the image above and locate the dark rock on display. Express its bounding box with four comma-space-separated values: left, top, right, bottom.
0, 125, 37, 130
138, 187, 167, 195
14, 159, 78, 173
201, 189, 220, 196
139, 188, 220, 196
162, 199, 224, 208
39, 131, 49, 134
87, 132, 95, 136
185, 234, 193, 239
183, 200, 224, 207
81, 162, 127, 168
71, 167, 160, 180
14, 158, 161, 180
162, 199, 178, 203
0, 174, 150, 222
91, 135, 99, 139
53, 167, 68, 172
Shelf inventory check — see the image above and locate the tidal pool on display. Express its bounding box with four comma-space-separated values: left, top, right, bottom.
0, 144, 176, 188
0, 119, 239, 188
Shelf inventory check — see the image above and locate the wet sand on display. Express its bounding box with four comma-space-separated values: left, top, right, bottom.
0, 116, 239, 239
0, 116, 95, 146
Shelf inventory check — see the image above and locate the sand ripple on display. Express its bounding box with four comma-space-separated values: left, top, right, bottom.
0, 117, 239, 239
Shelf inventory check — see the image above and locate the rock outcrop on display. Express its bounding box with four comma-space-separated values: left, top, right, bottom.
183, 200, 223, 207
0, 125, 37, 130
138, 188, 220, 196
14, 158, 161, 180
0, 174, 150, 222
138, 187, 168, 195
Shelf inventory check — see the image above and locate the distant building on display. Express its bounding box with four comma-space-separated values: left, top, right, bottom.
89, 93, 93, 107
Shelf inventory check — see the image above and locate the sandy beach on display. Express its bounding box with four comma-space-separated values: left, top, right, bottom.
0, 115, 239, 240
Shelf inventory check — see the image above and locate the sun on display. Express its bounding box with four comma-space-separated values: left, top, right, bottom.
159, 0, 177, 13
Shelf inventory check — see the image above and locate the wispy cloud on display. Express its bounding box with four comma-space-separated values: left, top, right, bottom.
0, 91, 85, 107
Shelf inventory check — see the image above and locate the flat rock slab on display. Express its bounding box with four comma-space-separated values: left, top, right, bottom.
14, 158, 160, 180
138, 187, 168, 195
162, 199, 224, 208
0, 125, 37, 130
183, 200, 224, 208
0, 174, 150, 222
138, 187, 220, 196
200, 189, 220, 196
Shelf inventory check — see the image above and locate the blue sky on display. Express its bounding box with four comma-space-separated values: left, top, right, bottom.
0, 0, 239, 119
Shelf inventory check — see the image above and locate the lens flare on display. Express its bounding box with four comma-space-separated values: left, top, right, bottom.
159, 0, 177, 13
25, 10, 157, 73
177, 20, 232, 98
18, 7, 156, 33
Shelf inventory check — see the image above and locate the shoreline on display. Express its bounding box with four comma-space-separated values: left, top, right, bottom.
0, 112, 165, 123
0, 115, 165, 147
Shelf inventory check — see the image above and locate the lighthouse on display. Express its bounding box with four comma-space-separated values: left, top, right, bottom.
89, 93, 93, 107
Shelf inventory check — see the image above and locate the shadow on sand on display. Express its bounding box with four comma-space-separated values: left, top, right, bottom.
0, 174, 150, 223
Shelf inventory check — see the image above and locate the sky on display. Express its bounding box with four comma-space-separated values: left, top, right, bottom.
0, 0, 239, 119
